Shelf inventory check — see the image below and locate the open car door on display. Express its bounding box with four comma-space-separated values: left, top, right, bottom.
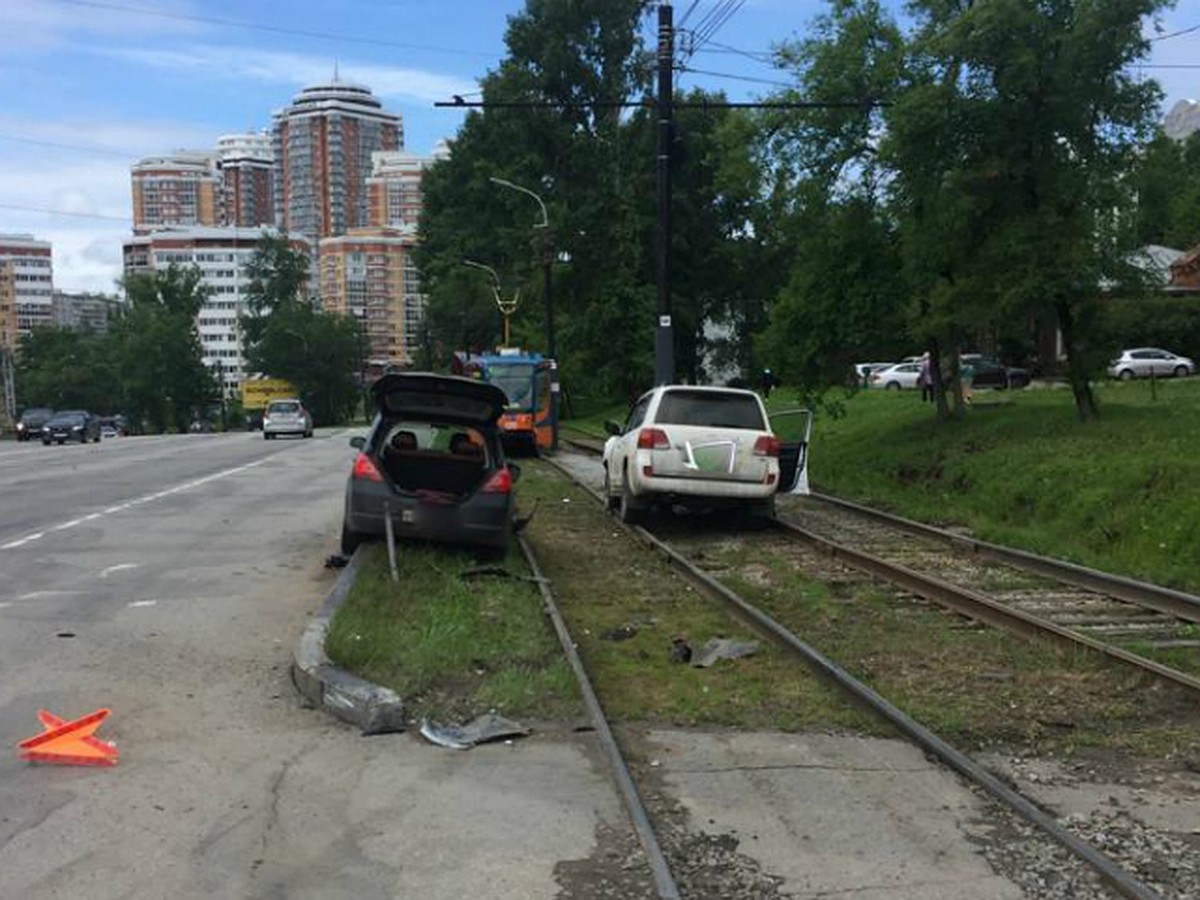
770, 408, 812, 495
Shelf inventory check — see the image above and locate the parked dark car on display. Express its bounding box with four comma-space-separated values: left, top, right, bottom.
42, 410, 101, 445
963, 356, 1031, 390
340, 373, 517, 555
16, 408, 54, 441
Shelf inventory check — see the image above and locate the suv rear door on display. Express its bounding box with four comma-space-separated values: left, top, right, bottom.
770, 408, 812, 494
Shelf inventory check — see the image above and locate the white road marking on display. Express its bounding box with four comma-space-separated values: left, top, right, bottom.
0, 458, 268, 552
2, 532, 45, 549
101, 563, 140, 578
127, 600, 157, 608
0, 602, 11, 609
18, 590, 85, 600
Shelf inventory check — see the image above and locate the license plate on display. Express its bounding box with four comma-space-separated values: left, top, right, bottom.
401, 509, 416, 524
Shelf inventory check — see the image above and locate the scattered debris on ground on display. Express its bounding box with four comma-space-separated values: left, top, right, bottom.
691, 638, 760, 668
324, 554, 349, 569
419, 713, 532, 750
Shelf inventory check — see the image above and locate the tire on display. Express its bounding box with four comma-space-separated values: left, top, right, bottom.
264, 432, 273, 440
603, 468, 619, 511
885, 382, 901, 391
79, 432, 87, 444
1175, 365, 1189, 378
1118, 369, 1135, 381
340, 522, 368, 556
618, 467, 643, 525
42, 439, 50, 446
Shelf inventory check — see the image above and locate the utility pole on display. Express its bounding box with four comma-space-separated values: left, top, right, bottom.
655, 1, 675, 386
0, 345, 15, 430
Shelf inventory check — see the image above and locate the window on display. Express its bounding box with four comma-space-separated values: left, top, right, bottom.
654, 390, 765, 430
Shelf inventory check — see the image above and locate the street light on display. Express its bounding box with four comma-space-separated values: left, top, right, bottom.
462, 259, 520, 347
488, 175, 558, 450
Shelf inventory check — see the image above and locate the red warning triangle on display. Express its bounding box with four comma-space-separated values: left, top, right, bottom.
17, 709, 118, 766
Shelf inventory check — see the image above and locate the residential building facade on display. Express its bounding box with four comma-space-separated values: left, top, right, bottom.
122, 227, 311, 394
51, 291, 124, 334
0, 260, 17, 350
319, 227, 425, 371
272, 79, 403, 248
215, 132, 275, 228
131, 153, 222, 234
0, 234, 54, 336
365, 145, 446, 232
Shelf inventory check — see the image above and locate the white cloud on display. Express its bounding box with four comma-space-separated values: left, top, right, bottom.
94, 44, 479, 106
0, 0, 202, 53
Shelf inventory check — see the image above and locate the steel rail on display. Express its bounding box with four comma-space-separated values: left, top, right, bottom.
539, 455, 1165, 900
809, 491, 1200, 625
516, 535, 682, 900
775, 518, 1200, 695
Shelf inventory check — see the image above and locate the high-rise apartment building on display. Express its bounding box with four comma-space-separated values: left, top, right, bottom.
319, 227, 426, 371
123, 227, 311, 393
365, 145, 446, 233
272, 79, 402, 248
0, 234, 54, 336
131, 153, 222, 234
216, 132, 275, 228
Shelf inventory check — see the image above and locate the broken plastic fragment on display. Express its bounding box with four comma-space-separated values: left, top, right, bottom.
419, 713, 531, 750
691, 638, 760, 668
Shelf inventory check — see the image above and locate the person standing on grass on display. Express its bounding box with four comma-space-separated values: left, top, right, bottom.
918, 352, 933, 403
960, 357, 975, 405
760, 368, 777, 399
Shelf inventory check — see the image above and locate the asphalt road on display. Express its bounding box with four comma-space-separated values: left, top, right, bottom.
0, 432, 629, 900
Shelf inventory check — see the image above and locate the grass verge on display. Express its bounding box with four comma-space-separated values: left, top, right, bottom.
521, 463, 881, 734
772, 378, 1200, 593
326, 542, 580, 722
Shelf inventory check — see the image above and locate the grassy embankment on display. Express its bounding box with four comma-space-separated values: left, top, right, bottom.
563, 379, 1200, 593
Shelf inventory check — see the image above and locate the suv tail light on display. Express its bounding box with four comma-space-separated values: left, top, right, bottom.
481, 468, 512, 494
637, 427, 670, 450
754, 435, 781, 458
351, 452, 383, 482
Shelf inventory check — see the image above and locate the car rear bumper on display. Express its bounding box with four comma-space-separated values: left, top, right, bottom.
629, 472, 775, 504
345, 484, 511, 548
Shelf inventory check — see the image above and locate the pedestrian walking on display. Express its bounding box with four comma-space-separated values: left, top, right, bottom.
960, 357, 975, 405
760, 368, 777, 399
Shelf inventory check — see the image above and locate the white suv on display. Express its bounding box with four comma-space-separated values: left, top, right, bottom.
601, 385, 810, 524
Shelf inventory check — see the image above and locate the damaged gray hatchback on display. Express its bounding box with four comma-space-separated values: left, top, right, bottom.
340, 373, 517, 555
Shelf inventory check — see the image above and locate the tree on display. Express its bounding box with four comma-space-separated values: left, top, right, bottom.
1133, 132, 1200, 251
242, 234, 360, 425
115, 265, 215, 433
15, 327, 117, 413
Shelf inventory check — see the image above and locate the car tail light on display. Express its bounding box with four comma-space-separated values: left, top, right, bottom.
481, 468, 512, 494
637, 427, 670, 450
754, 435, 781, 457
351, 452, 383, 482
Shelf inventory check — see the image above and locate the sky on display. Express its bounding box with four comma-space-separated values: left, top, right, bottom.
0, 0, 1197, 294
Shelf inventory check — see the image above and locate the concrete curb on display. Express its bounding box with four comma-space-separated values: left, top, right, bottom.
290, 546, 407, 734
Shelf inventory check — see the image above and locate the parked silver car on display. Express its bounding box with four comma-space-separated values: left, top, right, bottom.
262, 399, 313, 439
1108, 348, 1195, 381
869, 362, 922, 390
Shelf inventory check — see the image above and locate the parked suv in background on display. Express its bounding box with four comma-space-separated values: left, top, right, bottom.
1108, 348, 1195, 380
16, 408, 54, 441
262, 399, 313, 439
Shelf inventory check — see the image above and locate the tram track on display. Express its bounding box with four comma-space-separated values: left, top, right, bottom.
560, 433, 1200, 697
534, 445, 1169, 899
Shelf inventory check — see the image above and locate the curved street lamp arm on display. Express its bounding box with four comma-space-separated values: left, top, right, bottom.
488, 176, 548, 229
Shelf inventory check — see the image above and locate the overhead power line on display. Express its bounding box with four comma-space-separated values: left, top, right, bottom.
0, 202, 130, 223
0, 135, 140, 159
1150, 22, 1200, 41
679, 66, 793, 89
55, 0, 495, 58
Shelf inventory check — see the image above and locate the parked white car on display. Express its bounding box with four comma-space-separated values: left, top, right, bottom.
869, 362, 922, 390
601, 385, 810, 524
853, 362, 895, 386
1108, 348, 1195, 380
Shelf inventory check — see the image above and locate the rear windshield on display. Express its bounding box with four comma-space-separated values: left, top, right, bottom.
267, 402, 300, 413
655, 391, 766, 430
378, 421, 489, 463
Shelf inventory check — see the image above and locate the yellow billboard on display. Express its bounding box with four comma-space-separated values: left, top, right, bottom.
241, 378, 298, 410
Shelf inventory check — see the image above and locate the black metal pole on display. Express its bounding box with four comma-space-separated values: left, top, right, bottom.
655, 2, 674, 386
543, 230, 558, 450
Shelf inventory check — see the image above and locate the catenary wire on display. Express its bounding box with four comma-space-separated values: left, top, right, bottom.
54, 0, 496, 58
0, 203, 130, 222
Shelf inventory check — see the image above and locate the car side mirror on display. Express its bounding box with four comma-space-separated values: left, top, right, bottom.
509, 463, 522, 483
603, 420, 622, 437
349, 436, 365, 450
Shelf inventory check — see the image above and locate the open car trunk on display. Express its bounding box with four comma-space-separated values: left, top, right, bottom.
382, 451, 488, 500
